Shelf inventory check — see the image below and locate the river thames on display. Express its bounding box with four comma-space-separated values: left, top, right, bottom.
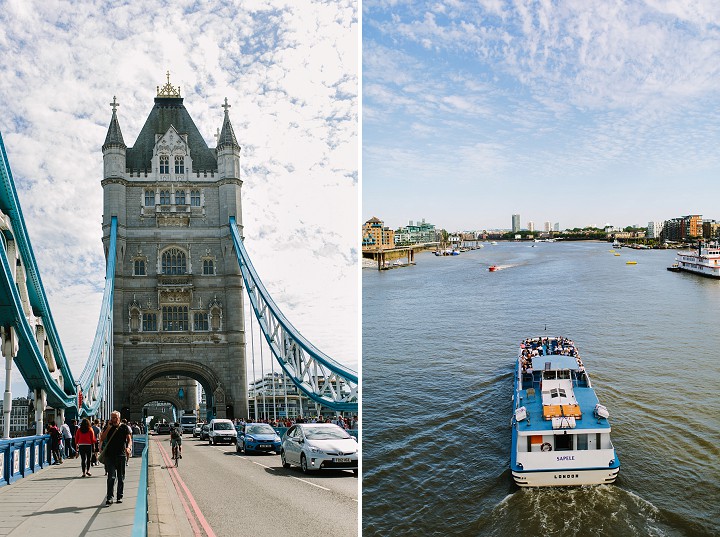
362, 241, 720, 536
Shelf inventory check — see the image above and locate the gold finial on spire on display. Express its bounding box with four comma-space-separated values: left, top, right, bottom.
157, 71, 181, 98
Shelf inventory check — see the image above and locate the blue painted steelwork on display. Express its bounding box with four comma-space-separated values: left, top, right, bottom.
131, 433, 149, 537
0, 435, 51, 487
229, 217, 357, 412
0, 132, 75, 408
0, 132, 116, 416
77, 217, 116, 416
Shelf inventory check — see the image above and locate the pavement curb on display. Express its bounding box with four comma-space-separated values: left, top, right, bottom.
147, 437, 193, 537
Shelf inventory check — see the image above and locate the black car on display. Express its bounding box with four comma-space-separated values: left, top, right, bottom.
199, 423, 210, 440
156, 423, 171, 435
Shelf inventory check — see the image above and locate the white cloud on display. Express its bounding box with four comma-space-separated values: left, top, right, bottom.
0, 0, 358, 396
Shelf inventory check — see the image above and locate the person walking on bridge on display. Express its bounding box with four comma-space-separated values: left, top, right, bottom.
75, 418, 97, 477
60, 420, 75, 459
47, 421, 63, 464
99, 411, 132, 506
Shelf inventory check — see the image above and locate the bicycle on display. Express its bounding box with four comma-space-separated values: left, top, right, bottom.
172, 444, 180, 467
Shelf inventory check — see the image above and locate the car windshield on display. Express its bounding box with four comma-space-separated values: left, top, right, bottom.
304, 426, 351, 440
247, 425, 275, 435
214, 423, 233, 430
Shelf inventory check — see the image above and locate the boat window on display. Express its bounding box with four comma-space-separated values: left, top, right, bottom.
542, 371, 557, 380
596, 433, 602, 450
558, 370, 570, 380
555, 434, 572, 451
576, 434, 588, 450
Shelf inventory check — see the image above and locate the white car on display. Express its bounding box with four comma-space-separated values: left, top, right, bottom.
207, 418, 237, 445
281, 423, 358, 475
193, 423, 203, 438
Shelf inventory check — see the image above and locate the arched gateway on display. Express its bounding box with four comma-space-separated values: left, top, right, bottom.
101, 76, 247, 422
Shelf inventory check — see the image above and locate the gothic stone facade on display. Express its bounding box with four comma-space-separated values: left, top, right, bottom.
101, 82, 247, 421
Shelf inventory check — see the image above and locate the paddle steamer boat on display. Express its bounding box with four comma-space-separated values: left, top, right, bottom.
672, 242, 720, 278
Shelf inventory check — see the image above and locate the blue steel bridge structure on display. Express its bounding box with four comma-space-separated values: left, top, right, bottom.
0, 130, 357, 437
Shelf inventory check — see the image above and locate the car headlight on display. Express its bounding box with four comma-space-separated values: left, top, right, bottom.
274, 436, 281, 442
307, 445, 325, 454
246, 436, 255, 442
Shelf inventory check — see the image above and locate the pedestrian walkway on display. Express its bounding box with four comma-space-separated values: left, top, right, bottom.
0, 439, 197, 537
0, 455, 139, 536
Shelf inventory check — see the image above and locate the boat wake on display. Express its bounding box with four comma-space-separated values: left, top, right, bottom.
488, 264, 519, 271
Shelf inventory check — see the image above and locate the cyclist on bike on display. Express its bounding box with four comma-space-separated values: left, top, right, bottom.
170, 423, 182, 466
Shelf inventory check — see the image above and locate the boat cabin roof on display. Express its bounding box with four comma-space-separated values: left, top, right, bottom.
531, 355, 579, 371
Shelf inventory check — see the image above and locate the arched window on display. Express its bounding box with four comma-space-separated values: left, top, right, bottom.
190, 190, 201, 206
162, 306, 188, 331
203, 259, 214, 275
159, 190, 171, 205
142, 313, 157, 332
175, 156, 185, 174
194, 312, 209, 331
176, 190, 186, 205
161, 248, 187, 275
159, 155, 169, 174
134, 259, 146, 276
144, 190, 155, 206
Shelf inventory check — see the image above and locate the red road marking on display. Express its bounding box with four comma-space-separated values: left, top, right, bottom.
156, 439, 217, 537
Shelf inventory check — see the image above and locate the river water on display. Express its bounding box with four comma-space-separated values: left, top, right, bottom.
362, 241, 720, 537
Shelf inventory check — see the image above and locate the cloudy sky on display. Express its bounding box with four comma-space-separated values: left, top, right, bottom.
363, 0, 720, 231
0, 0, 358, 398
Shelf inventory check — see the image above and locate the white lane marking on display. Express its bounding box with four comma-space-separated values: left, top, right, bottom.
290, 476, 330, 491
251, 461, 273, 469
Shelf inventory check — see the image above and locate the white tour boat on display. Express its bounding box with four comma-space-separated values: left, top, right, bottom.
673, 242, 720, 278
511, 337, 620, 487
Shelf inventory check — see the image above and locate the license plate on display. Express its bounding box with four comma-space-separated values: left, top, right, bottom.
334, 457, 351, 463
258, 444, 271, 448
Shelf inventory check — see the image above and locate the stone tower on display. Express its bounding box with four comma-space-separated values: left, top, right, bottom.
101, 75, 247, 422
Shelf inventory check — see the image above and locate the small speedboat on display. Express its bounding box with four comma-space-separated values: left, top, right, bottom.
626, 261, 637, 265
667, 263, 680, 272
489, 265, 499, 272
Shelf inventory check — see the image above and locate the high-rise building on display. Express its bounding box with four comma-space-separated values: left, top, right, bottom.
527, 221, 534, 233
512, 214, 520, 233
544, 221, 552, 232
553, 222, 560, 232
647, 221, 664, 239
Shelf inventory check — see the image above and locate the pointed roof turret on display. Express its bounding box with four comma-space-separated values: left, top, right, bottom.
103, 96, 126, 151
217, 97, 240, 151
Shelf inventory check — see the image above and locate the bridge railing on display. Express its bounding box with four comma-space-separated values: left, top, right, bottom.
0, 435, 51, 487
229, 217, 357, 412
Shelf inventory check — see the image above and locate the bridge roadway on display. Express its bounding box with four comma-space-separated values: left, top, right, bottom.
0, 433, 358, 536
150, 432, 358, 537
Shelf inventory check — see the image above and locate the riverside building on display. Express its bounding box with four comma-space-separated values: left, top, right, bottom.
363, 217, 395, 250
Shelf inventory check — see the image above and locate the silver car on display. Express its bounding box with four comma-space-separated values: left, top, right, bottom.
281, 423, 358, 475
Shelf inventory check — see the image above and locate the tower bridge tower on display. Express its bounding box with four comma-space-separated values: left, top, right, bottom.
101, 75, 247, 422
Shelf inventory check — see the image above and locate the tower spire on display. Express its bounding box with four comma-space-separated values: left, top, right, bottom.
217, 97, 240, 150
103, 96, 126, 150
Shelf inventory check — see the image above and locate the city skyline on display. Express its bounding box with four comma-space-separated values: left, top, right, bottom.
0, 1, 358, 397
363, 1, 720, 230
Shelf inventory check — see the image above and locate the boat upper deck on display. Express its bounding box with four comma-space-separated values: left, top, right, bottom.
515, 337, 611, 434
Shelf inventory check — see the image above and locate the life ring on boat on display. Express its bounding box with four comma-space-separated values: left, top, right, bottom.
540, 442, 552, 452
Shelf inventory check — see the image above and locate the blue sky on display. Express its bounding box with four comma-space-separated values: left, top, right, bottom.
0, 0, 358, 397
363, 0, 720, 231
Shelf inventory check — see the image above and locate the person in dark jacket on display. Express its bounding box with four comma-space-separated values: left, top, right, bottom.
99, 411, 132, 506
47, 421, 63, 464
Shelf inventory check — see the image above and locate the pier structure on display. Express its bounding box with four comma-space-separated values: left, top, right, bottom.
362, 242, 438, 270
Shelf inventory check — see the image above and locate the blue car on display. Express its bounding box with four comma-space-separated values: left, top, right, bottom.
236, 423, 282, 454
